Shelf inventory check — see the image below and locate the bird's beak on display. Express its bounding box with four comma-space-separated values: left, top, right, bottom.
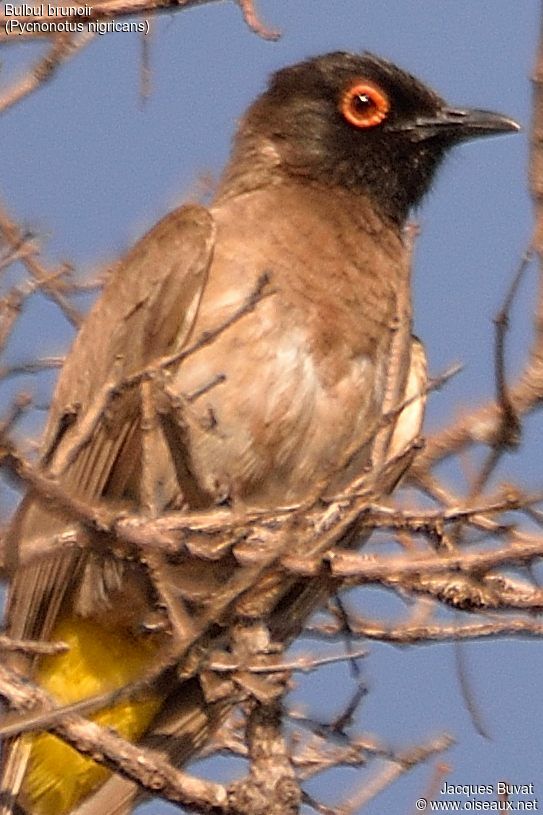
393, 107, 521, 142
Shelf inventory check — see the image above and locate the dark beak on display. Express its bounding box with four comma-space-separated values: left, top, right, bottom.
393, 107, 521, 143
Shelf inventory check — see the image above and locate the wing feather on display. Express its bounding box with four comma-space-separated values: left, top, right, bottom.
0, 205, 215, 814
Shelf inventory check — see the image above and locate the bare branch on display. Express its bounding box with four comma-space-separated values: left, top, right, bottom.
0, 32, 95, 113
0, 0, 280, 43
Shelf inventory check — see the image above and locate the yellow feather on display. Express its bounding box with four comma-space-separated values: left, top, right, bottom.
21, 617, 162, 815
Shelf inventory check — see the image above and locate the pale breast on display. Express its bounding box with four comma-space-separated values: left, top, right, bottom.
168, 183, 407, 506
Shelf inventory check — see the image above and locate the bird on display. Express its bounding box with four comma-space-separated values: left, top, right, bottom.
0, 51, 518, 815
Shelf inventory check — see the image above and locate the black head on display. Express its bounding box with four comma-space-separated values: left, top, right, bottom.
226, 52, 519, 225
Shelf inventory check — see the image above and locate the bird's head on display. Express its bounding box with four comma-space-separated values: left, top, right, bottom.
225, 52, 519, 225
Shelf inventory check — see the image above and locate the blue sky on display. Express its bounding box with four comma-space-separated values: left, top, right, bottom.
1, 1, 541, 813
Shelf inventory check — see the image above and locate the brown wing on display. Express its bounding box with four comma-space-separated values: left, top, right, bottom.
0, 204, 215, 813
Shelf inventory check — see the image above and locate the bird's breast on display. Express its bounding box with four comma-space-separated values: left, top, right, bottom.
169, 184, 407, 506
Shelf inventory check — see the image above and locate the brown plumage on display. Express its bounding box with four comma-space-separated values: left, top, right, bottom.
0, 52, 518, 815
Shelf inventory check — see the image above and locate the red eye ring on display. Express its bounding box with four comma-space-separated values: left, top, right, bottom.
340, 80, 390, 129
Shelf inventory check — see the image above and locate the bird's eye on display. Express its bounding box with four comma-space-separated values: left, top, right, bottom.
340, 80, 390, 129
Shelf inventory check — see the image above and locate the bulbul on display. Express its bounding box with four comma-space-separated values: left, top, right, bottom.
0, 52, 518, 815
